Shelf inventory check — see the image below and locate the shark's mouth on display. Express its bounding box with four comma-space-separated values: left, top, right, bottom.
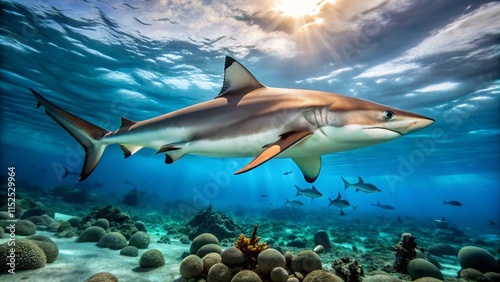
365, 127, 403, 136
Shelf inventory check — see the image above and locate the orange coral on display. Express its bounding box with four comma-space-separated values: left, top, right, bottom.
235, 224, 269, 269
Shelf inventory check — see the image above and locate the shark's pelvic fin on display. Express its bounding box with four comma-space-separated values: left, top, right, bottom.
31, 88, 108, 181
292, 156, 321, 183
234, 130, 312, 175
119, 144, 143, 158
215, 56, 264, 98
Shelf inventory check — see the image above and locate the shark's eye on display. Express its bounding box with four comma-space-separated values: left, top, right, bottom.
383, 110, 394, 120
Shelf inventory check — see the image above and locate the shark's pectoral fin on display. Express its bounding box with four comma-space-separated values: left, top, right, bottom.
235, 130, 313, 175
292, 156, 321, 183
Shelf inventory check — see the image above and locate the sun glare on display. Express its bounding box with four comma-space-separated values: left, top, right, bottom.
275, 0, 334, 18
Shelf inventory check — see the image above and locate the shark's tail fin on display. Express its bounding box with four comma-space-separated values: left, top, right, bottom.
31, 89, 109, 181
294, 185, 301, 196
352, 205, 358, 211
341, 177, 350, 189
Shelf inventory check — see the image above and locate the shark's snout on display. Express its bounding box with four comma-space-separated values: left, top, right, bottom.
404, 116, 435, 135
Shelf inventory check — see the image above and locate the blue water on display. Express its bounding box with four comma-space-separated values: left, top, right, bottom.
1, 0, 499, 232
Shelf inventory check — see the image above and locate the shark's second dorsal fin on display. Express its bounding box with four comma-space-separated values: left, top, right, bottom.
120, 117, 136, 128
215, 56, 264, 98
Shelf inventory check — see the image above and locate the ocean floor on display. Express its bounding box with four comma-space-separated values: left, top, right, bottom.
2, 208, 498, 282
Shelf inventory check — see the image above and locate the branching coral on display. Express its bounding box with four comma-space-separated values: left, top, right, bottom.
235, 224, 269, 269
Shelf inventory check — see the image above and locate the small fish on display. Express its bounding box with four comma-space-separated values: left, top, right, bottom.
295, 185, 323, 202
62, 166, 80, 179
342, 177, 381, 193
328, 192, 352, 209
397, 216, 402, 224
488, 221, 495, 226
260, 194, 268, 198
340, 210, 346, 216
283, 171, 293, 175
443, 200, 463, 206
372, 201, 395, 210
285, 199, 304, 207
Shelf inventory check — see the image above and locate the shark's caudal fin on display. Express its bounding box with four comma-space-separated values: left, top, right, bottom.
31, 89, 109, 181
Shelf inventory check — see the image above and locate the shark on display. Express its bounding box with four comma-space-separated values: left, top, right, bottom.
294, 184, 323, 202
371, 201, 395, 210
31, 56, 434, 182
342, 177, 381, 193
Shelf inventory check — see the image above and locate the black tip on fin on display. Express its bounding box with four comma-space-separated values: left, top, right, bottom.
165, 154, 174, 164
119, 145, 132, 158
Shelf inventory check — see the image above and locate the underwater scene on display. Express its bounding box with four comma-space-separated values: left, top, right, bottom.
0, 0, 499, 281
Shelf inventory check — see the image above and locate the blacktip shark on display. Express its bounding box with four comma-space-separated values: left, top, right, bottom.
342, 177, 381, 193
328, 192, 356, 210
31, 56, 434, 182
371, 201, 395, 210
294, 185, 323, 202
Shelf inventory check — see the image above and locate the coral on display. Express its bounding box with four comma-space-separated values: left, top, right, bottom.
77, 205, 138, 240
202, 252, 222, 272
186, 205, 242, 240
257, 248, 286, 275
190, 233, 219, 254
207, 262, 231, 282
314, 245, 325, 254
232, 269, 263, 282
128, 231, 150, 249
179, 254, 203, 279
221, 246, 245, 265
313, 230, 332, 252
122, 188, 142, 206
235, 224, 269, 269
362, 275, 401, 282
135, 220, 147, 232
270, 267, 289, 282
457, 246, 498, 273
0, 240, 46, 272
303, 270, 344, 282
77, 226, 106, 243
196, 243, 222, 257
140, 249, 165, 268
26, 235, 59, 263
407, 258, 443, 280
287, 239, 307, 248
120, 246, 139, 257
332, 257, 364, 282
86, 272, 118, 282
20, 207, 54, 219
92, 218, 109, 230
426, 243, 457, 257
393, 232, 417, 273
460, 268, 491, 282
97, 232, 128, 250
291, 250, 322, 274
12, 220, 37, 236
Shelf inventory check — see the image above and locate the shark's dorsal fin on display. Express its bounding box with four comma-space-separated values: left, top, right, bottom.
234, 130, 312, 175
358, 176, 364, 183
292, 156, 321, 183
215, 56, 264, 98
120, 117, 136, 128
337, 192, 341, 198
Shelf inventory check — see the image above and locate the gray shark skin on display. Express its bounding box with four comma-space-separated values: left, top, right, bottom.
31, 56, 434, 182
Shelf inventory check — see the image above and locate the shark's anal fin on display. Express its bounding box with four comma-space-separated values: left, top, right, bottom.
234, 130, 312, 175
292, 156, 322, 183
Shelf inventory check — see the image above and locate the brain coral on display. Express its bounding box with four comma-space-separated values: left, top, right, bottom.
0, 240, 46, 272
